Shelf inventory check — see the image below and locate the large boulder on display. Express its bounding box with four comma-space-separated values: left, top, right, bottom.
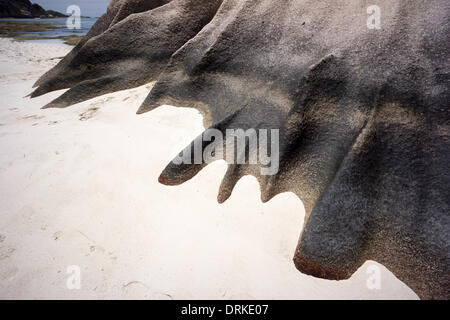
33, 0, 450, 299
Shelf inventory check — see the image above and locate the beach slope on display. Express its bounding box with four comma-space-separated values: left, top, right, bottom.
0, 38, 417, 299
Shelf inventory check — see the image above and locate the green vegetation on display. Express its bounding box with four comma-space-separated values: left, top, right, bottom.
0, 21, 62, 34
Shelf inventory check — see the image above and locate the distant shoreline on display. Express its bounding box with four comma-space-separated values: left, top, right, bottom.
0, 17, 97, 46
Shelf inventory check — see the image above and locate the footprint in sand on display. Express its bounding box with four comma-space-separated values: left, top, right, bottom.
0, 247, 15, 261
52, 231, 62, 241
79, 107, 99, 121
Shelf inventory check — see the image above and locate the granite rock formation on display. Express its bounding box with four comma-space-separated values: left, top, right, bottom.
32, 0, 450, 299
0, 0, 67, 18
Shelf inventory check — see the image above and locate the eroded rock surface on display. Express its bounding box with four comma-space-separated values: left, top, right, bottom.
33, 0, 450, 299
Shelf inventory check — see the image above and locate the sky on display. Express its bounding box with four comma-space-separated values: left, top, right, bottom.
34, 0, 109, 18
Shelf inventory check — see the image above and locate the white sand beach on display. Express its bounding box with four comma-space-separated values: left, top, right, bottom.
0, 38, 418, 299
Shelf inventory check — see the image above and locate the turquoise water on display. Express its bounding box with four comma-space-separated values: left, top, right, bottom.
1, 17, 97, 41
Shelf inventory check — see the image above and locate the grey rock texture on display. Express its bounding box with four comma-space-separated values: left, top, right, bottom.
33, 0, 449, 299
